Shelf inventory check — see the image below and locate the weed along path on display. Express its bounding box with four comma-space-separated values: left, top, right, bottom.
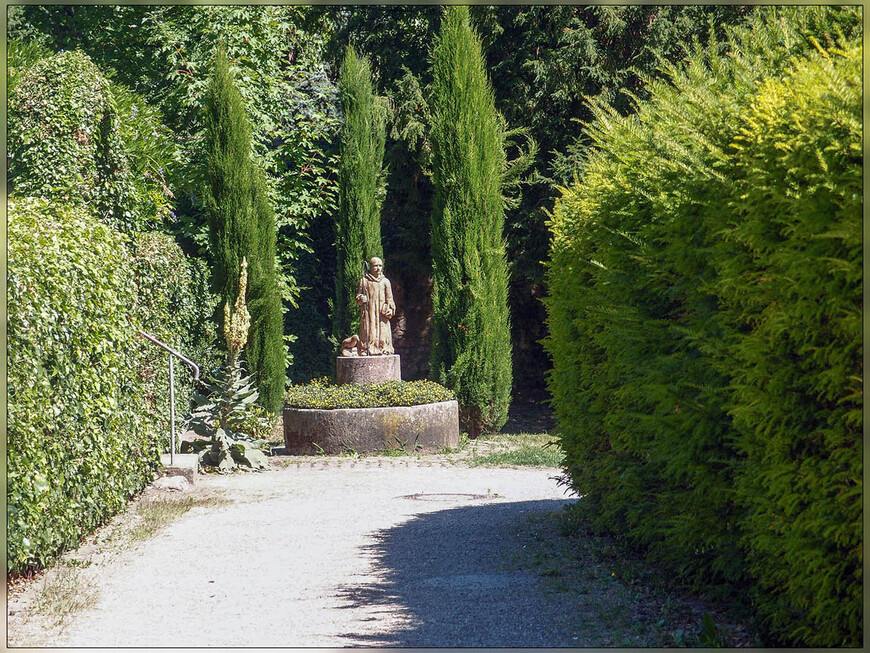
7, 454, 752, 647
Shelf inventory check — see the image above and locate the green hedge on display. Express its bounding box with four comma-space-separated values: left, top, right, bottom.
7, 206, 216, 576
7, 198, 159, 574
714, 43, 862, 645
6, 45, 216, 576
7, 48, 176, 231
544, 7, 861, 646
285, 378, 455, 409
131, 230, 219, 450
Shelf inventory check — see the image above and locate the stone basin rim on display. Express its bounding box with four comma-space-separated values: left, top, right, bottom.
283, 400, 460, 455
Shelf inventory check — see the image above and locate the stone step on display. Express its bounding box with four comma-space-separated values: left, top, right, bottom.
159, 453, 198, 485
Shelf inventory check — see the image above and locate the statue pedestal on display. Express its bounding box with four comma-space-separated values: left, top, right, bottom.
336, 355, 401, 385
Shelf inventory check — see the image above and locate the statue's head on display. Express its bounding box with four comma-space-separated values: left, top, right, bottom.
370, 257, 383, 275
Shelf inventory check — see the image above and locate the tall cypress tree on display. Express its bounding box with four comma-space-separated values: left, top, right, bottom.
429, 6, 512, 437
204, 44, 285, 412
333, 45, 387, 342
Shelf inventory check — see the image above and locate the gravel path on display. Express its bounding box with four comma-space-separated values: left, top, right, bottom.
9, 458, 584, 648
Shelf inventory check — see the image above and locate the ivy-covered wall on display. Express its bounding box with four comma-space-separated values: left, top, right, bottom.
6, 207, 217, 576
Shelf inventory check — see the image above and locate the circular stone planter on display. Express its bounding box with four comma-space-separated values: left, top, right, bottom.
283, 400, 459, 455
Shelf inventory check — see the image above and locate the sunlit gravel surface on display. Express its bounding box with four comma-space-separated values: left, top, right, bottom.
11, 458, 587, 648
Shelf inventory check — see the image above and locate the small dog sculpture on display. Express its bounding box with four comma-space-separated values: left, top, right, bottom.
340, 334, 364, 357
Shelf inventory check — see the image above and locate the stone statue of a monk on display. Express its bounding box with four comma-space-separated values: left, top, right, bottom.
355, 257, 395, 356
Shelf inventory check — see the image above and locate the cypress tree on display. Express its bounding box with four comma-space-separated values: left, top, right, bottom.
333, 45, 387, 342
429, 6, 512, 437
204, 44, 285, 412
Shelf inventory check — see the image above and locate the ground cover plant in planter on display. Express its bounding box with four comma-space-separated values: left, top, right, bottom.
285, 377, 454, 409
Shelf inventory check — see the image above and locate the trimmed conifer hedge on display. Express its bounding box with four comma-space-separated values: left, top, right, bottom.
712, 41, 863, 645
544, 7, 862, 646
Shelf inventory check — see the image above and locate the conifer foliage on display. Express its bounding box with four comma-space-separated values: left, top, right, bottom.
429, 6, 512, 437
204, 44, 285, 413
715, 40, 862, 645
334, 45, 387, 342
544, 7, 862, 646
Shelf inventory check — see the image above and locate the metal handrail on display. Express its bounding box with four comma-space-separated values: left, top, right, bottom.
137, 329, 200, 465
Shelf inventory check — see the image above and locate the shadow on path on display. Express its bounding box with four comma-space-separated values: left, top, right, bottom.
336, 498, 577, 647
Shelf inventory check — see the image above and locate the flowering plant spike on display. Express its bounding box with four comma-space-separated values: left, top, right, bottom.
224, 257, 251, 364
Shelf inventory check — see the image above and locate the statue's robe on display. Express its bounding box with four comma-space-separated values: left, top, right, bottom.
356, 272, 395, 355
